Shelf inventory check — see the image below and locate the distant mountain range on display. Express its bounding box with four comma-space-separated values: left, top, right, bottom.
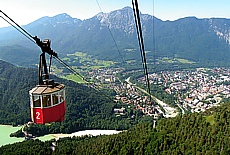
0, 6, 229, 66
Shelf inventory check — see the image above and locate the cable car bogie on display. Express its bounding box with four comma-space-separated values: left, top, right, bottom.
29, 38, 66, 124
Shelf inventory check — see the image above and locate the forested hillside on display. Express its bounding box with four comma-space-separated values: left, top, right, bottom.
0, 60, 146, 134
53, 103, 230, 154
0, 60, 35, 125
0, 45, 39, 67
1, 101, 230, 154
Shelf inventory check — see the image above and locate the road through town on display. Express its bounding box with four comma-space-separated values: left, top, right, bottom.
125, 77, 178, 117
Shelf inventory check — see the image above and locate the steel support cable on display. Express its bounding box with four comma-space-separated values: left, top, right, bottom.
132, 2, 149, 97
0, 10, 34, 40
0, 10, 114, 99
0, 16, 36, 44
152, 0, 156, 65
133, 0, 147, 68
0, 10, 87, 82
53, 56, 86, 81
95, 0, 125, 65
107, 28, 125, 64
54, 55, 112, 99
54, 56, 108, 96
132, 0, 152, 101
131, 1, 146, 76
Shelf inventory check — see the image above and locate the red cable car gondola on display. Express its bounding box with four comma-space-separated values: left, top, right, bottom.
0, 11, 70, 124
29, 38, 66, 124
29, 80, 66, 124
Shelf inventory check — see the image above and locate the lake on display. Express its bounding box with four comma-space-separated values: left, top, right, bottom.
0, 125, 55, 147
0, 125, 122, 147
0, 125, 24, 146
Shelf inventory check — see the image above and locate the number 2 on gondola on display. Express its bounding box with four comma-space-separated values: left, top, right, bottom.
36, 112, 40, 120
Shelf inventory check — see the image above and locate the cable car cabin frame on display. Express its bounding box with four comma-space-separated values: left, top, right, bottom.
29, 82, 66, 124
29, 38, 66, 124
0, 12, 69, 125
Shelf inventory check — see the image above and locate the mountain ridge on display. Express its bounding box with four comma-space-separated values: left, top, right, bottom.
0, 6, 229, 66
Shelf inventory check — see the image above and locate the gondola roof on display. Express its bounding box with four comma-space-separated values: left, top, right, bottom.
29, 83, 65, 95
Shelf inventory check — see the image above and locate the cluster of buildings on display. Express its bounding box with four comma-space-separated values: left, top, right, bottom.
87, 68, 120, 84
88, 68, 164, 118
113, 82, 159, 116
141, 68, 230, 113
87, 68, 178, 118
85, 67, 230, 118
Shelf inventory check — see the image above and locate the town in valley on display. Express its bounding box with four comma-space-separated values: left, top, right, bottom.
84, 67, 230, 119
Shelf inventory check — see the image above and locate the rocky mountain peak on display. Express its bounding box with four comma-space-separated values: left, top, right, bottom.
95, 6, 145, 34
208, 18, 230, 45
0, 7, 230, 64
33, 13, 82, 27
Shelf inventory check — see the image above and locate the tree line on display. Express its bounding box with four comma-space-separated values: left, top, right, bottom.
2, 102, 230, 154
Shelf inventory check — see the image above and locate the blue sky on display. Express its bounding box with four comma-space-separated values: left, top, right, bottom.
155, 0, 230, 20
1, 0, 229, 28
